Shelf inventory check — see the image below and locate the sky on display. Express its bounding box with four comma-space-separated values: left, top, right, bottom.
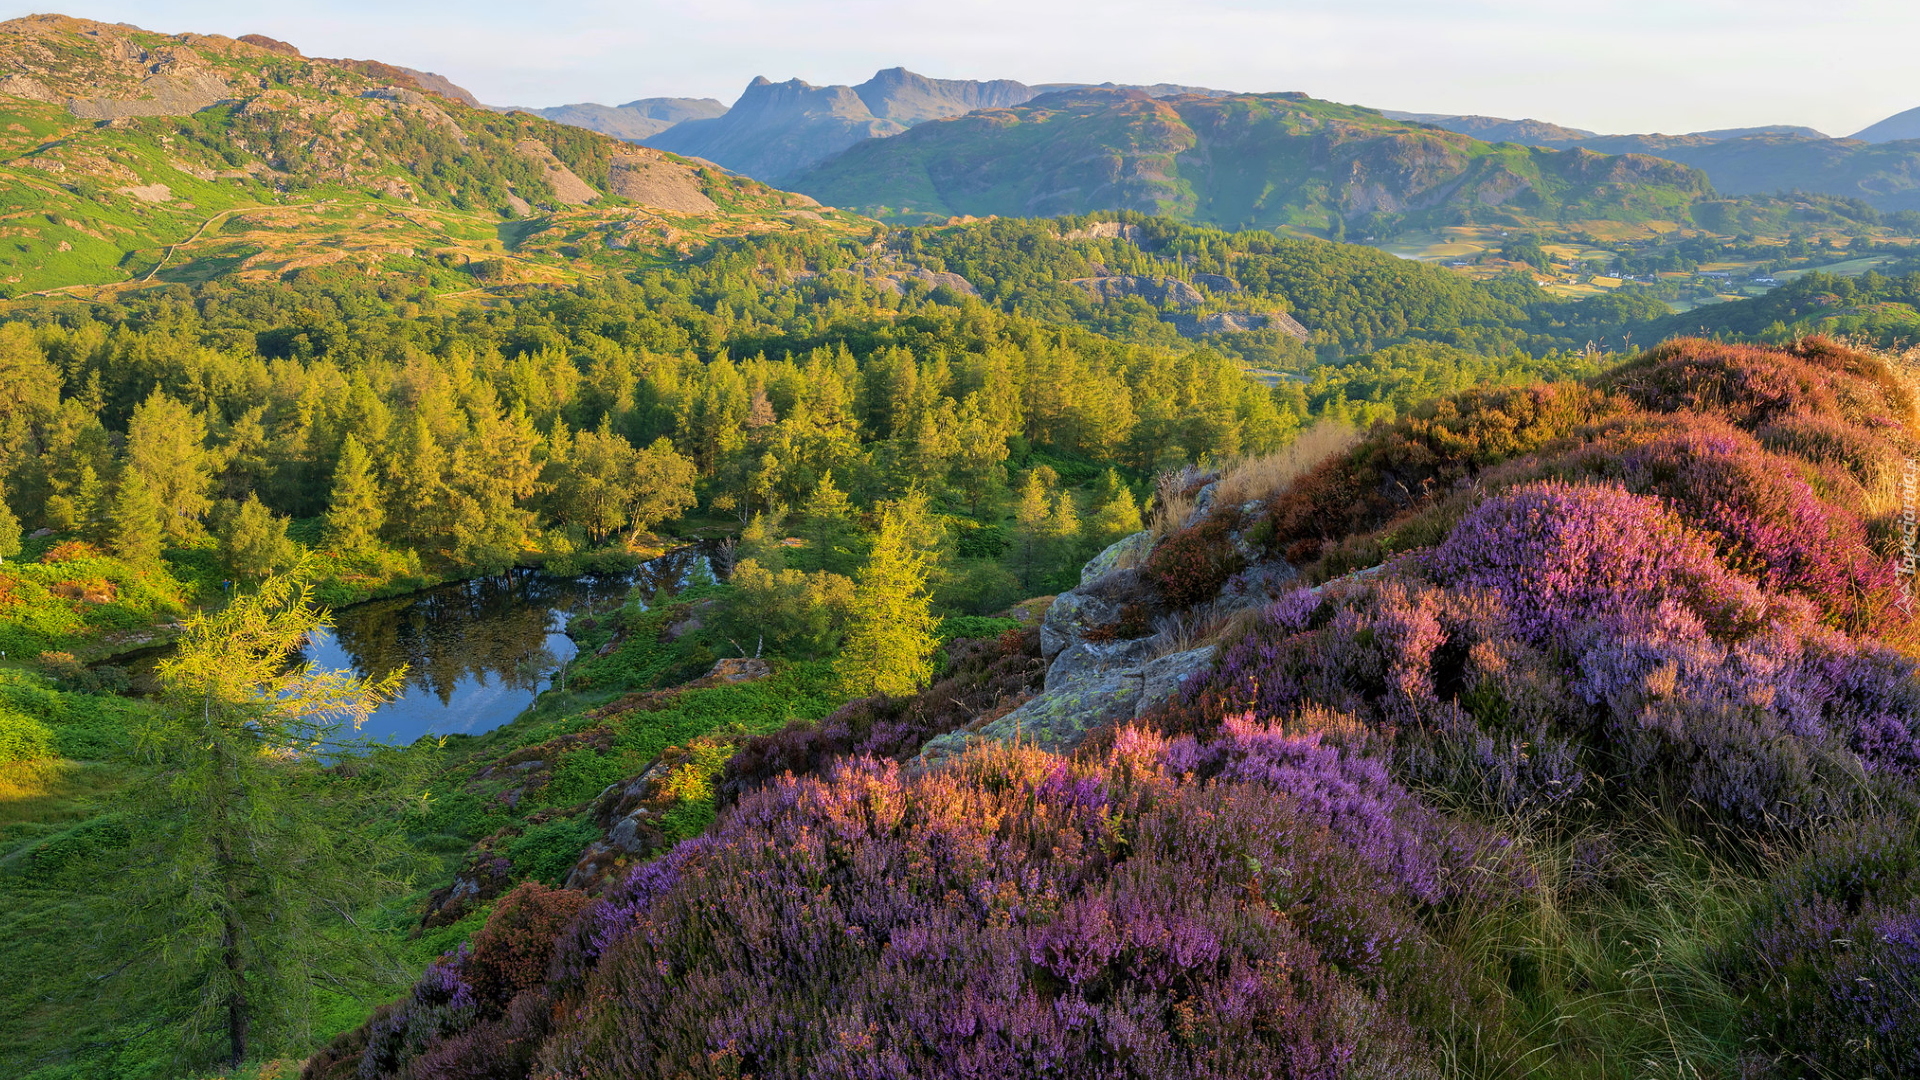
12, 0, 1914, 136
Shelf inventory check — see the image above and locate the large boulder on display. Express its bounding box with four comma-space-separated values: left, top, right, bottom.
921, 532, 1220, 765
917, 644, 1215, 764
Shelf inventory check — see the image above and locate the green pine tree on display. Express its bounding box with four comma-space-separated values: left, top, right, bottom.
321, 434, 386, 555
1012, 468, 1054, 590
836, 494, 940, 698
219, 495, 298, 581
795, 472, 862, 575
0, 488, 19, 562
108, 468, 166, 568
125, 390, 215, 540
1088, 470, 1144, 545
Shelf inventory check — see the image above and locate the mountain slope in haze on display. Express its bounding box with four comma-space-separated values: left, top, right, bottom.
507, 97, 728, 142
789, 88, 1715, 231
1852, 104, 1920, 143
1379, 110, 1599, 145
1395, 111, 1920, 213
644, 68, 1038, 182
0, 14, 854, 295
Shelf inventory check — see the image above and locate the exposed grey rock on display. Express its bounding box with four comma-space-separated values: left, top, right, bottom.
1047, 636, 1159, 682
1221, 558, 1301, 607
1182, 481, 1219, 529
916, 645, 1216, 765
1039, 566, 1151, 659
1059, 221, 1146, 245
1193, 272, 1242, 293
1079, 530, 1152, 585
1138, 646, 1219, 714
68, 71, 233, 119
707, 656, 772, 682
1040, 588, 1123, 659
1162, 310, 1310, 340
1065, 274, 1206, 307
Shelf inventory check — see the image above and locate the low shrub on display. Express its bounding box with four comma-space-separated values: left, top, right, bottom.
356, 728, 1524, 1078
1731, 820, 1920, 1078
0, 706, 55, 764
1144, 510, 1246, 609
502, 818, 600, 886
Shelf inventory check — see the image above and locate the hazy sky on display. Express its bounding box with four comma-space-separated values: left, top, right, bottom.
15, 0, 1914, 136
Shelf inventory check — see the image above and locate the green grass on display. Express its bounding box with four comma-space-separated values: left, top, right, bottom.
1424, 810, 1755, 1079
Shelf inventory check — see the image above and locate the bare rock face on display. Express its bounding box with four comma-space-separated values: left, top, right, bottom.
68, 71, 234, 119
1162, 309, 1310, 340
706, 656, 772, 682
514, 139, 600, 205
1060, 221, 1147, 245
607, 152, 718, 214
1065, 274, 1205, 307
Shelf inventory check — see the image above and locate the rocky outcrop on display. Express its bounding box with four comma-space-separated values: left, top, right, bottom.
918, 478, 1317, 765
607, 151, 718, 214
1162, 310, 1310, 339
1065, 274, 1205, 306
1060, 221, 1147, 245
514, 139, 600, 205
919, 531, 1199, 764
68, 71, 234, 119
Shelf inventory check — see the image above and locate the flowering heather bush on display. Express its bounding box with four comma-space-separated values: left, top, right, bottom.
717, 626, 1045, 804
1733, 821, 1920, 1077
1261, 382, 1604, 565
1515, 418, 1899, 633
1145, 510, 1248, 608
1596, 336, 1913, 432
322, 884, 588, 1080
347, 728, 1533, 1079
1186, 482, 1920, 828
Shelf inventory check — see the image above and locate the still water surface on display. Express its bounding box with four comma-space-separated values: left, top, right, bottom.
302, 548, 706, 746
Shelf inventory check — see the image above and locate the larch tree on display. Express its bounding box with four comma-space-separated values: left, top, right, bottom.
836, 493, 940, 698
109, 468, 166, 568
218, 495, 298, 581
321, 434, 386, 555
795, 471, 862, 575
447, 407, 542, 572
0, 485, 19, 562
125, 390, 215, 540
115, 569, 420, 1070
383, 415, 449, 553
1012, 467, 1055, 590
623, 437, 699, 545
1088, 469, 1144, 546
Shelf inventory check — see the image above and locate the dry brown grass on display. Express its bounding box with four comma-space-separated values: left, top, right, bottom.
1214, 421, 1361, 509
1149, 598, 1271, 658
1146, 464, 1209, 543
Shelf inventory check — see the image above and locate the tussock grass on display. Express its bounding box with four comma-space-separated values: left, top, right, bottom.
1215, 420, 1362, 508
1147, 465, 1208, 544
1427, 807, 1759, 1080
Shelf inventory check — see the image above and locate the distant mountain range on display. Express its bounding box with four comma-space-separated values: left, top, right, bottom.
783, 88, 1717, 231
502, 98, 727, 141
1381, 111, 1920, 212
503, 70, 1920, 219
641, 68, 1037, 183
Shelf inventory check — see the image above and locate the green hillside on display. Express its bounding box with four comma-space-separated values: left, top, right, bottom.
0, 15, 863, 296
789, 88, 1716, 234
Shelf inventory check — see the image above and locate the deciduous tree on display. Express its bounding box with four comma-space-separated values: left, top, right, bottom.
115, 571, 418, 1070
836, 493, 939, 698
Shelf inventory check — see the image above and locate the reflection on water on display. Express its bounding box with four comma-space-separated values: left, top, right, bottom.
306, 548, 708, 746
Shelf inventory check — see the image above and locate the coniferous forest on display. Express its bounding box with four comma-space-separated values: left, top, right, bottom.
4, 12, 1920, 1080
